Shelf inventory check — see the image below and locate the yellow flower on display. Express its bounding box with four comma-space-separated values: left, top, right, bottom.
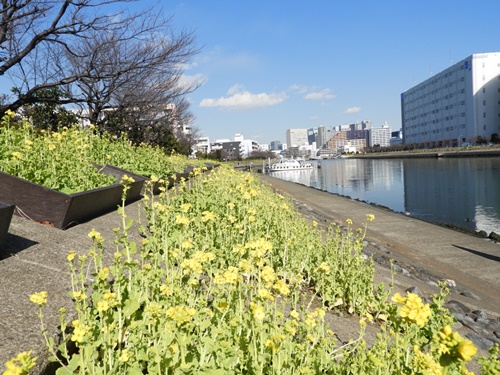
260, 266, 276, 286
120, 174, 135, 184
397, 292, 431, 328
201, 211, 215, 222
258, 288, 274, 301
66, 250, 76, 262
248, 215, 256, 222
71, 290, 87, 301
29, 291, 48, 307
11, 151, 23, 160
97, 267, 109, 281
175, 214, 190, 226
4, 109, 15, 118
250, 302, 265, 321
366, 214, 375, 222
180, 258, 202, 275
316, 262, 331, 274
166, 305, 196, 326
181, 239, 193, 249
412, 346, 442, 375
391, 292, 406, 305
239, 259, 253, 273
346, 218, 353, 225
88, 228, 103, 243
3, 351, 37, 375
181, 203, 192, 212
71, 320, 89, 344
160, 285, 173, 296
273, 279, 290, 296
456, 339, 477, 362
96, 300, 110, 312
118, 349, 131, 363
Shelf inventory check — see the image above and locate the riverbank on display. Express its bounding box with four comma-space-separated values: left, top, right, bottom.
349, 146, 500, 159
259, 173, 500, 358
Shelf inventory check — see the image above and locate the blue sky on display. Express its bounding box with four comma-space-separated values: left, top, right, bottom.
164, 0, 500, 145
3, 1, 499, 146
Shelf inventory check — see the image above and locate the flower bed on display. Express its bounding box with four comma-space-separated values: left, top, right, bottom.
0, 202, 14, 248
0, 165, 145, 229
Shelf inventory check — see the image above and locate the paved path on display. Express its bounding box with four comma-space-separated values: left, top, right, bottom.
259, 173, 500, 314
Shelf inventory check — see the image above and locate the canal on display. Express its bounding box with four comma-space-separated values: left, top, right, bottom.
267, 157, 500, 235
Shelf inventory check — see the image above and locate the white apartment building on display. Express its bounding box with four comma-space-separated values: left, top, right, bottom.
369, 124, 391, 147
286, 128, 309, 147
401, 52, 500, 146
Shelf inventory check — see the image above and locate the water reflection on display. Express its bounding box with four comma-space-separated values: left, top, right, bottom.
267, 158, 500, 234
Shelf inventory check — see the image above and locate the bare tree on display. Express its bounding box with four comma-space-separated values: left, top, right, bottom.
0, 0, 138, 113
0, 1, 200, 121
65, 11, 200, 151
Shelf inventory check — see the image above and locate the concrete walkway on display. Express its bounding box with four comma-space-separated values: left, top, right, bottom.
0, 199, 144, 373
259, 174, 500, 315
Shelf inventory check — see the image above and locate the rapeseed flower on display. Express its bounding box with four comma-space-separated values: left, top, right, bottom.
29, 291, 48, 307
181, 203, 192, 212
258, 288, 274, 301
175, 214, 190, 226
201, 210, 215, 222
436, 325, 477, 363
166, 305, 196, 326
250, 302, 265, 321
316, 262, 331, 274
71, 320, 89, 344
273, 279, 290, 296
88, 228, 103, 243
3, 351, 36, 375
392, 292, 431, 328
412, 345, 442, 375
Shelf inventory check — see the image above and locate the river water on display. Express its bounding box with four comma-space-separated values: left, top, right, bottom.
267, 157, 500, 234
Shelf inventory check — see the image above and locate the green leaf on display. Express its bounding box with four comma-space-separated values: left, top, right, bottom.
56, 367, 73, 375
125, 218, 133, 231
123, 298, 141, 317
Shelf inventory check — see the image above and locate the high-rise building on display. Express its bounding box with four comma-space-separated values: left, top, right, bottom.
369, 124, 391, 147
286, 128, 309, 147
270, 140, 282, 151
401, 52, 500, 146
317, 126, 328, 148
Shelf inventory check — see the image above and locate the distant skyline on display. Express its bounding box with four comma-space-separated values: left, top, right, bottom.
165, 0, 499, 145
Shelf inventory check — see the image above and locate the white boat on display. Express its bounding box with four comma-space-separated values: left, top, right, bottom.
266, 158, 314, 172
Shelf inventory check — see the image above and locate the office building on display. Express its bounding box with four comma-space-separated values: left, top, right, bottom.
286, 128, 309, 147
401, 52, 500, 146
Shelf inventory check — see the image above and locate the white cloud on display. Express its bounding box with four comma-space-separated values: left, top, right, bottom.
179, 73, 206, 89
200, 86, 287, 110
304, 89, 336, 100
289, 84, 309, 94
345, 107, 361, 114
